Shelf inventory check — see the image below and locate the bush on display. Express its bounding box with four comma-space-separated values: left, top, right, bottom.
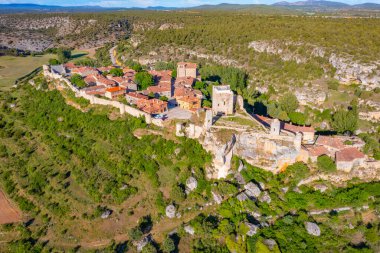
70, 74, 86, 88
279, 93, 299, 114
109, 68, 123, 77
332, 109, 358, 134
289, 112, 307, 125
317, 155, 336, 172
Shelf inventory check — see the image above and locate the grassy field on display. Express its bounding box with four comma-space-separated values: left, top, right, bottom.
0, 54, 55, 91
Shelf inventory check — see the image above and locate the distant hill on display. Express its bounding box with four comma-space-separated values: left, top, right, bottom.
272, 0, 380, 10
0, 3, 177, 13
0, 1, 380, 14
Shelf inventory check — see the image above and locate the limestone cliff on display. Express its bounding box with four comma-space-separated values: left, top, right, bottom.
248, 40, 380, 90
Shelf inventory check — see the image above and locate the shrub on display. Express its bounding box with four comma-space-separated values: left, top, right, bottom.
317, 155, 336, 172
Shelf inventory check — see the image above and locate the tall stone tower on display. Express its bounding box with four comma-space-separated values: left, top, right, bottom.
270, 118, 281, 136
212, 85, 234, 115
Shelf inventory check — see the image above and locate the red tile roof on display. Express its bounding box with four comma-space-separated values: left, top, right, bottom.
64, 62, 76, 69
316, 136, 345, 150
137, 98, 168, 114
126, 92, 148, 100
284, 123, 315, 133
307, 146, 329, 157
147, 85, 171, 93
336, 147, 365, 162
174, 87, 202, 98
175, 76, 195, 86
178, 62, 197, 69
106, 87, 125, 93
84, 75, 97, 84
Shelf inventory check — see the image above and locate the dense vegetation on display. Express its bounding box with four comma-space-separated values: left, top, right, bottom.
0, 83, 212, 251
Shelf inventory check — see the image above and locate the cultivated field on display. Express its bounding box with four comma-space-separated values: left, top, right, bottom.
0, 190, 21, 225
0, 54, 55, 90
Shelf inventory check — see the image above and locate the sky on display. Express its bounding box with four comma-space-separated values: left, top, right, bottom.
1, 0, 379, 7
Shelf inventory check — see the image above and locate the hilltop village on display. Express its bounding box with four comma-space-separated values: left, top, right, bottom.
42, 62, 378, 180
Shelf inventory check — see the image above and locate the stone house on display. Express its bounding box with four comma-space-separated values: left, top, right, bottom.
125, 92, 148, 105
71, 66, 99, 77
83, 85, 106, 95
137, 98, 168, 114
177, 62, 197, 79
175, 76, 196, 88
105, 87, 126, 100
177, 95, 201, 112
212, 85, 234, 115
306, 145, 330, 162
335, 147, 366, 172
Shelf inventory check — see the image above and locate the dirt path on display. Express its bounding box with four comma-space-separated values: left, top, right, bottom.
0, 189, 22, 225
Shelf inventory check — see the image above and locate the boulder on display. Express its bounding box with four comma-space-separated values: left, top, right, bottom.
245, 222, 259, 236
166, 205, 176, 219
234, 172, 246, 185
184, 225, 195, 235
135, 236, 150, 252
186, 177, 198, 192
238, 160, 244, 172
263, 239, 277, 250
212, 191, 223, 204
244, 182, 261, 198
101, 209, 112, 219
236, 192, 248, 202
259, 191, 272, 204
305, 222, 321, 236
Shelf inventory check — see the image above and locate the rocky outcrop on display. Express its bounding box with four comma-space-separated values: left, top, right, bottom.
295, 87, 326, 106
166, 205, 177, 218
248, 40, 307, 64
248, 40, 380, 89
158, 23, 184, 30
305, 222, 321, 236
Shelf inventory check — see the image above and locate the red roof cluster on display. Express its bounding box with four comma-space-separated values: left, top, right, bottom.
336, 147, 365, 162
316, 136, 345, 150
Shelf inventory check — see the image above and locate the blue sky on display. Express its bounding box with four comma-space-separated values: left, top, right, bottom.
1, 0, 379, 7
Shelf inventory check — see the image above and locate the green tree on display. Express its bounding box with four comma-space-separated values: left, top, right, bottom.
170, 185, 185, 202
128, 227, 143, 241
332, 109, 358, 134
49, 58, 60, 65
289, 112, 307, 125
57, 48, 71, 63
70, 74, 87, 88
135, 72, 154, 90
142, 243, 157, 253
194, 81, 206, 90
162, 237, 176, 253
160, 96, 168, 101
279, 93, 299, 114
109, 68, 123, 77
317, 155, 336, 172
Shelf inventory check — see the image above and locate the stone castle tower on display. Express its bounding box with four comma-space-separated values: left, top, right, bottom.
212, 85, 234, 115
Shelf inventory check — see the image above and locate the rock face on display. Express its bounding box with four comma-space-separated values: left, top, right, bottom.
263, 239, 277, 250
166, 205, 176, 218
245, 222, 259, 236
259, 191, 272, 204
184, 225, 195, 235
203, 132, 236, 179
248, 40, 380, 89
244, 182, 262, 198
305, 222, 321, 236
295, 88, 326, 106
186, 177, 198, 192
329, 53, 380, 89
212, 191, 223, 204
